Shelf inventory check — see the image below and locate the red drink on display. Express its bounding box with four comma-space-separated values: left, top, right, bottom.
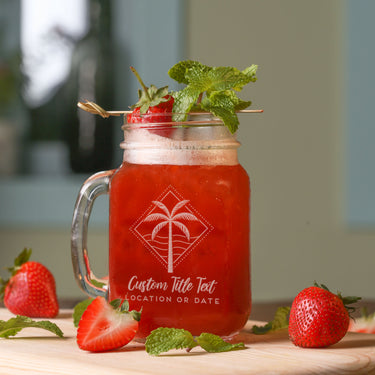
71, 121, 252, 340
109, 162, 250, 339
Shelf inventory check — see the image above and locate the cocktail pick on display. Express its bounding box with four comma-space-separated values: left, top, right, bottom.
77, 100, 263, 118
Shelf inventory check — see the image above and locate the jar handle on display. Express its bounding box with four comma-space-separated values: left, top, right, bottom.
71, 170, 114, 298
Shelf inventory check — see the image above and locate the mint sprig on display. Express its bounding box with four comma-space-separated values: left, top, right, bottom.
201, 90, 252, 133
196, 332, 245, 353
145, 327, 245, 355
168, 60, 258, 133
73, 298, 141, 327
252, 306, 290, 335
73, 298, 93, 327
0, 315, 64, 338
110, 299, 142, 322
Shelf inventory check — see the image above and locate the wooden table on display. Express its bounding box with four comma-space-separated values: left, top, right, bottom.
1, 308, 375, 374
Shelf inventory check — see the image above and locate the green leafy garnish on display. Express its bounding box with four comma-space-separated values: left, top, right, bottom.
168, 60, 258, 133
196, 332, 245, 353
146, 328, 197, 355
252, 306, 291, 335
145, 327, 245, 355
0, 315, 64, 338
73, 298, 141, 327
110, 299, 142, 322
73, 298, 93, 327
72, 280, 107, 327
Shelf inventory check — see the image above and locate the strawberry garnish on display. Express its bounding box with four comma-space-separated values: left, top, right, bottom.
76, 297, 141, 352
0, 248, 59, 318
288, 282, 360, 348
126, 66, 174, 135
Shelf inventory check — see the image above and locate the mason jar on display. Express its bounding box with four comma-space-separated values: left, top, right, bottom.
71, 113, 251, 339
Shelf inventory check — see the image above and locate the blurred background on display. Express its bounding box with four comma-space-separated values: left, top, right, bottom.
0, 0, 374, 308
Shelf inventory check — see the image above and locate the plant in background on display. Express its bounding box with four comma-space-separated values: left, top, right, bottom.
0, 32, 23, 115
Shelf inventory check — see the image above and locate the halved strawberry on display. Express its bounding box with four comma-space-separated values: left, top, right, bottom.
76, 297, 141, 352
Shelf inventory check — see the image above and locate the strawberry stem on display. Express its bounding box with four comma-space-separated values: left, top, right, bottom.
314, 281, 361, 318
130, 66, 152, 102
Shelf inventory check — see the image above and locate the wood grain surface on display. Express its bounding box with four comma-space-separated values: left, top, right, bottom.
0, 308, 375, 374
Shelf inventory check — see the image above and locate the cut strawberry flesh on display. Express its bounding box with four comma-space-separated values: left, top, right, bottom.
77, 297, 139, 352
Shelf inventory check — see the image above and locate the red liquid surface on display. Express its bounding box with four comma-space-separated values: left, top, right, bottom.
109, 162, 250, 338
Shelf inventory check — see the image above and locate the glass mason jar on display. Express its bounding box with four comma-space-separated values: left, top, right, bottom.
71, 114, 251, 339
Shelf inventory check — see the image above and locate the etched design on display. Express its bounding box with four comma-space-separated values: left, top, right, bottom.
130, 186, 213, 273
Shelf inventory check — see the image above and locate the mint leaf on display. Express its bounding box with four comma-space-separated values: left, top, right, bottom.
168, 60, 210, 85
270, 306, 290, 330
145, 327, 197, 355
196, 332, 245, 353
234, 99, 253, 111
171, 86, 201, 120
0, 315, 64, 338
145, 327, 245, 356
186, 66, 256, 93
110, 299, 123, 309
203, 105, 239, 133
111, 299, 142, 322
90, 279, 106, 289
251, 322, 273, 335
168, 60, 258, 133
201, 90, 251, 132
242, 65, 258, 82
252, 306, 290, 335
204, 90, 252, 109
73, 298, 93, 327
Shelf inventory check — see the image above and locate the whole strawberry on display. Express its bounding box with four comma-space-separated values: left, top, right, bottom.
127, 66, 174, 130
288, 282, 360, 348
0, 248, 59, 318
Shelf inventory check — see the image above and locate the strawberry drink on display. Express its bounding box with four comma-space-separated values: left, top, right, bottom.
108, 125, 250, 338
71, 61, 259, 340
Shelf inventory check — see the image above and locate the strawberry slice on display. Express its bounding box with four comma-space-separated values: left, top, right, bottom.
127, 66, 174, 137
77, 297, 141, 352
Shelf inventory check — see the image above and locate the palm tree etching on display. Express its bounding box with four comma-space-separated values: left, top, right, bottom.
143, 200, 199, 273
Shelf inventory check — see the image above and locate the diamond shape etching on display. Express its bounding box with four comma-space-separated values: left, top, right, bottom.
130, 186, 213, 273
